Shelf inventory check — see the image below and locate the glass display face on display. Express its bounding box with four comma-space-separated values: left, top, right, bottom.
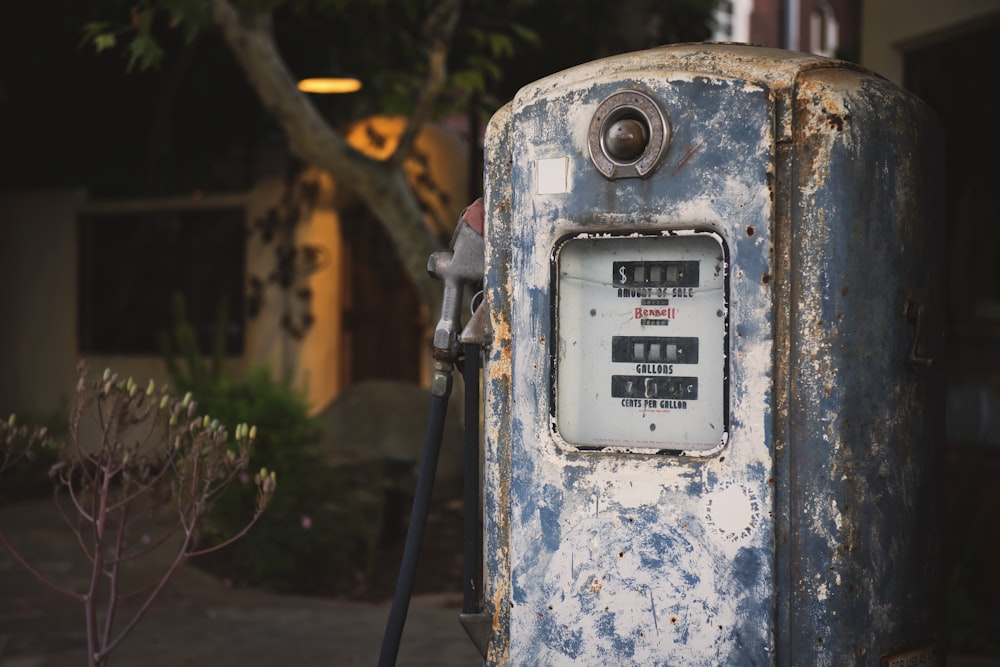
554, 233, 728, 451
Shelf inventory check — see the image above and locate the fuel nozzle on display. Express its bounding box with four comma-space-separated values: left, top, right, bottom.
428, 198, 485, 366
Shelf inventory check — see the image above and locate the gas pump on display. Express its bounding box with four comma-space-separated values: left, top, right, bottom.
381, 42, 945, 667
473, 43, 944, 666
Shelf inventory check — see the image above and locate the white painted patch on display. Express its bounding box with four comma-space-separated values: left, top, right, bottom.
705, 482, 759, 543
816, 581, 829, 601
537, 157, 569, 194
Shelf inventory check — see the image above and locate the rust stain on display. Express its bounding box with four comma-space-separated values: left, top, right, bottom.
670, 140, 704, 177
489, 577, 509, 663
489, 315, 513, 383
823, 111, 847, 131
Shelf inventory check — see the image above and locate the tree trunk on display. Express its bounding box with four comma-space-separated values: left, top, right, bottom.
210, 0, 445, 319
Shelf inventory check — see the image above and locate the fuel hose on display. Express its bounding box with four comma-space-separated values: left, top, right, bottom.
377, 374, 452, 667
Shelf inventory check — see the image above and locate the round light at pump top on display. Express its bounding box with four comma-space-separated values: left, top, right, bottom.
604, 117, 649, 162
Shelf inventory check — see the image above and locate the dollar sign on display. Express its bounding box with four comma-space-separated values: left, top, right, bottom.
619, 265, 628, 284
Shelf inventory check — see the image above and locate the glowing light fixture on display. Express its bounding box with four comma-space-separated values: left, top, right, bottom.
297, 48, 362, 94
297, 75, 362, 94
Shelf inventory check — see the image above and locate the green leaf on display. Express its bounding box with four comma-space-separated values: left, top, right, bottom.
468, 55, 502, 83
135, 8, 156, 35
126, 34, 166, 72
450, 69, 486, 95
467, 27, 486, 48
94, 33, 117, 53
81, 20, 111, 36
509, 22, 541, 48
80, 20, 113, 48
488, 32, 514, 59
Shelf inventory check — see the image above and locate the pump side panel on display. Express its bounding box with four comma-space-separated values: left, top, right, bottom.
782, 68, 946, 663
483, 101, 515, 666
483, 71, 777, 665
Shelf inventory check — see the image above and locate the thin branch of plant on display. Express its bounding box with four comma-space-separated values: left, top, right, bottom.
0, 363, 276, 667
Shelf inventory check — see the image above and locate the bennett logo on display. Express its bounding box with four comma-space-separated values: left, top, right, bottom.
635, 306, 676, 319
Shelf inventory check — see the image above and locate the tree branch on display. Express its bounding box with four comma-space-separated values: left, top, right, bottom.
0, 531, 82, 600
390, 0, 463, 169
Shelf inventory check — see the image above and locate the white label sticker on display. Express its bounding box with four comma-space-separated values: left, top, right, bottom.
537, 157, 569, 194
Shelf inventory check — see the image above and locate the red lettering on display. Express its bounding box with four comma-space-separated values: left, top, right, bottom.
634, 307, 675, 319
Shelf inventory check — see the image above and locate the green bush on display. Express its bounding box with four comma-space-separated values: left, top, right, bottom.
186, 368, 377, 595
161, 296, 378, 596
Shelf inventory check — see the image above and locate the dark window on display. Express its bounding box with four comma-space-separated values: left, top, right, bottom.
78, 208, 246, 355
905, 21, 1000, 380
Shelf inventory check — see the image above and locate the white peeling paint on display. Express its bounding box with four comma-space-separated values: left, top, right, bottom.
704, 482, 760, 542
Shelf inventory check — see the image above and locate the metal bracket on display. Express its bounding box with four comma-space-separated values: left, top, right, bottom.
459, 291, 493, 346
459, 611, 492, 659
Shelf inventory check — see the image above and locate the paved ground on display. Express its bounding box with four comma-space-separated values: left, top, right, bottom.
1, 498, 997, 667
0, 498, 482, 666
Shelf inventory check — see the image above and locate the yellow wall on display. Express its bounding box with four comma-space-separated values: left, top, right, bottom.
0, 189, 88, 418
244, 169, 347, 416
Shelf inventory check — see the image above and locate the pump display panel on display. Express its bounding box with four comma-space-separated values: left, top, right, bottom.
553, 232, 728, 452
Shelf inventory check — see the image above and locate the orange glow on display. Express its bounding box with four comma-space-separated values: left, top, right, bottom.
297, 77, 362, 94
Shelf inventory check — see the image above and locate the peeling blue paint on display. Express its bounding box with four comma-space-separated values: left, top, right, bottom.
538, 486, 563, 552
732, 547, 762, 587
685, 478, 706, 496
535, 614, 584, 659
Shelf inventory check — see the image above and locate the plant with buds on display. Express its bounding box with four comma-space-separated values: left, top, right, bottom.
0, 363, 275, 667
1, 412, 53, 473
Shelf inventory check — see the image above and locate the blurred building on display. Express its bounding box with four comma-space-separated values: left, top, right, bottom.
713, 0, 860, 59
0, 117, 467, 420
4, 0, 999, 454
